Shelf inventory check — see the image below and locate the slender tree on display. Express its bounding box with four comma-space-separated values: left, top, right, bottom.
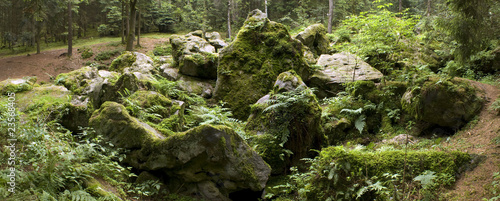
227, 0, 232, 40
125, 0, 137, 51
426, 0, 431, 17
399, 0, 402, 13
328, 0, 334, 33
136, 9, 140, 47
68, 0, 72, 57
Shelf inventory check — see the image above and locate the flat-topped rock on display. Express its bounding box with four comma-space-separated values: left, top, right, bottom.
316, 53, 383, 83
307, 52, 384, 99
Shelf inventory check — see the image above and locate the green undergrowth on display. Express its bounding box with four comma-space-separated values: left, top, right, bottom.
267, 145, 470, 201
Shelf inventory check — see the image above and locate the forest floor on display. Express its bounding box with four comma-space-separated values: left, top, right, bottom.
442, 80, 500, 200
0, 36, 168, 83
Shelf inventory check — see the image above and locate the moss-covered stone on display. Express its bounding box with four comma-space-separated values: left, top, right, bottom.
246, 71, 325, 174
109, 51, 136, 72
0, 77, 36, 95
293, 24, 329, 57
125, 124, 271, 200
89, 101, 165, 149
180, 52, 218, 79
16, 85, 71, 122
307, 53, 384, 99
302, 146, 470, 200
402, 77, 484, 131
214, 9, 311, 119
84, 177, 123, 200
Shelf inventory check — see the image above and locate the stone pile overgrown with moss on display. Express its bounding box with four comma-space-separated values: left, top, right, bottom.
214, 9, 311, 120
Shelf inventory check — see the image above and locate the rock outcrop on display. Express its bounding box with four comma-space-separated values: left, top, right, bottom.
89, 102, 271, 200
294, 24, 329, 57
307, 52, 384, 99
170, 32, 218, 79
402, 77, 484, 132
246, 71, 324, 174
214, 9, 311, 119
0, 76, 36, 95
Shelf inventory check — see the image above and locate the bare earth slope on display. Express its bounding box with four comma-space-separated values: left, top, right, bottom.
443, 80, 500, 200
0, 37, 166, 83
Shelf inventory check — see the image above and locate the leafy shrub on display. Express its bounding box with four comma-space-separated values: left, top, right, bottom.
97, 24, 111, 36
95, 50, 121, 61
78, 47, 94, 59
490, 96, 500, 116
153, 44, 172, 56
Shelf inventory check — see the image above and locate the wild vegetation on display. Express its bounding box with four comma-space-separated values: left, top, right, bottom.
0, 0, 499, 200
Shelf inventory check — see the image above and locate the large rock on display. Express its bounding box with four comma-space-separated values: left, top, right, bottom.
294, 24, 329, 57
214, 9, 311, 119
170, 33, 218, 79
246, 71, 325, 174
205, 31, 228, 51
402, 77, 484, 132
178, 75, 215, 98
89, 101, 165, 149
0, 77, 36, 95
89, 102, 271, 200
55, 67, 144, 109
307, 52, 384, 99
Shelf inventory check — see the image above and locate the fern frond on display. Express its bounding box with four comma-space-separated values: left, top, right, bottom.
340, 108, 363, 115
354, 115, 366, 134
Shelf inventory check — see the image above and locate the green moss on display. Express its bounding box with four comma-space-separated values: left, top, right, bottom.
215, 17, 311, 119
16, 85, 71, 122
54, 67, 95, 95
89, 101, 161, 149
302, 146, 470, 200
109, 51, 137, 72
401, 76, 483, 130
0, 77, 36, 95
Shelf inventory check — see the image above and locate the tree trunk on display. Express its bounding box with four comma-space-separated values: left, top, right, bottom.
328, 0, 334, 33
136, 9, 141, 47
227, 0, 232, 40
125, 2, 130, 44
399, 0, 402, 13
126, 0, 137, 51
265, 0, 268, 17
68, 0, 73, 57
427, 0, 431, 17
121, 2, 125, 44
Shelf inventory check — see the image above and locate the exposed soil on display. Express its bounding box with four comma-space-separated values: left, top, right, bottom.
442, 80, 500, 200
0, 37, 168, 83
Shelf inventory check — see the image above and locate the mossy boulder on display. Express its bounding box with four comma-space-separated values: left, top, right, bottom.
205, 31, 228, 51
125, 90, 185, 125
170, 33, 218, 79
301, 146, 470, 200
214, 9, 311, 119
89, 101, 165, 149
180, 52, 218, 79
127, 125, 271, 200
402, 77, 484, 132
15, 85, 72, 123
89, 101, 270, 200
109, 51, 136, 72
0, 77, 37, 95
246, 71, 325, 174
178, 75, 215, 98
294, 24, 329, 57
307, 53, 384, 99
61, 95, 94, 132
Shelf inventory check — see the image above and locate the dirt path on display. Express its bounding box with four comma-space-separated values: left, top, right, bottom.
0, 37, 167, 83
442, 81, 500, 200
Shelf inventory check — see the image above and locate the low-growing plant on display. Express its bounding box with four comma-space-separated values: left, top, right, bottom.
95, 50, 121, 61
